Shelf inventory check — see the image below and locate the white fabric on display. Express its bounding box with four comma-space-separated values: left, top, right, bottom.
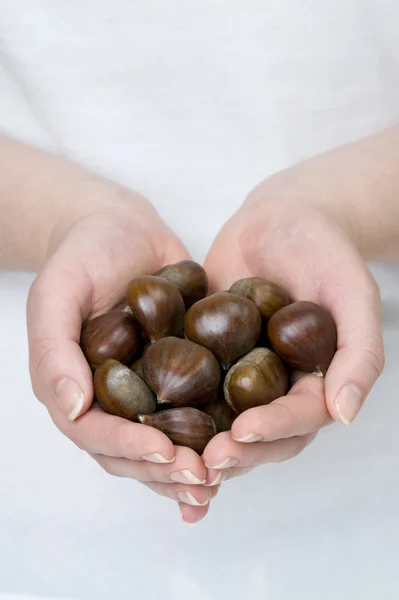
1, 1, 399, 598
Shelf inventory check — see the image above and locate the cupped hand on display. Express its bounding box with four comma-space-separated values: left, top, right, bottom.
27, 188, 213, 524
202, 179, 384, 485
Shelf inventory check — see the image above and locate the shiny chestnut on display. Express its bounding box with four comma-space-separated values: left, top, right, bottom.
139, 407, 216, 452
80, 310, 141, 368
154, 260, 209, 308
126, 275, 185, 343
229, 277, 291, 321
142, 337, 221, 408
224, 347, 288, 413
184, 292, 262, 369
267, 300, 337, 375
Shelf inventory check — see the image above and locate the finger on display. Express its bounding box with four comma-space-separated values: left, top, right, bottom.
27, 216, 189, 424
50, 405, 175, 463
230, 373, 331, 443
318, 264, 384, 425
178, 503, 211, 526
27, 252, 101, 422
89, 445, 206, 484
206, 465, 255, 485
142, 481, 218, 506
203, 431, 318, 470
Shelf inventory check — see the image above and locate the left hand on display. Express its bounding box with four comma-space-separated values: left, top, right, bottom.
201, 176, 384, 491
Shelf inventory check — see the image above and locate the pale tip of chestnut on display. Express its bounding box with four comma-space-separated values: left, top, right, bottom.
313, 369, 325, 378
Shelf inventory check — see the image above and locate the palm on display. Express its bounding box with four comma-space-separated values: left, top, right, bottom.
28, 204, 215, 526
202, 194, 383, 479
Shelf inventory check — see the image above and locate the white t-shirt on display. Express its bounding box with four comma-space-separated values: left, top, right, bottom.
1, 2, 399, 599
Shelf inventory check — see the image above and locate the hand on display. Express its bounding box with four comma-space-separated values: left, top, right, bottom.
27, 188, 214, 524
202, 178, 384, 486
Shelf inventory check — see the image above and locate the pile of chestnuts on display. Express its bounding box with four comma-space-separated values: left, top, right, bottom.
80, 261, 337, 453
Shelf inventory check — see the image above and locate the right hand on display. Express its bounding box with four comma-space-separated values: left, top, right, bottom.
27, 187, 215, 524
202, 177, 384, 487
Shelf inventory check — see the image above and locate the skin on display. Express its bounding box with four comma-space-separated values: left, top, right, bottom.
0, 137, 213, 523
201, 125, 399, 518
0, 124, 398, 525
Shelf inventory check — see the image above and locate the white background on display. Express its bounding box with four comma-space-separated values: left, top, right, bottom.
1, 1, 399, 598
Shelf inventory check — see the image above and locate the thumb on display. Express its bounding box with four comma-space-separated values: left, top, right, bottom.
28, 221, 191, 423
27, 258, 95, 422
320, 261, 385, 425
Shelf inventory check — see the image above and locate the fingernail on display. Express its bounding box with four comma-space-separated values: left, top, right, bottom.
334, 384, 363, 425
170, 469, 206, 485
205, 457, 239, 470
204, 471, 228, 486
232, 433, 264, 443
177, 491, 209, 506
55, 378, 84, 421
140, 453, 175, 464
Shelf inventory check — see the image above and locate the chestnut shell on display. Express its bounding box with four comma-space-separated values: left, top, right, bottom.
80, 311, 141, 368
126, 275, 185, 343
267, 300, 337, 375
223, 347, 288, 413
184, 292, 262, 369
142, 337, 221, 408
94, 359, 156, 420
202, 395, 236, 432
154, 260, 208, 308
229, 277, 291, 321
139, 407, 216, 452
130, 356, 144, 380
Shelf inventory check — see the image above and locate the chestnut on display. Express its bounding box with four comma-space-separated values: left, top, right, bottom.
154, 260, 208, 308
229, 277, 291, 321
184, 292, 262, 369
142, 337, 221, 408
126, 275, 185, 343
94, 359, 156, 420
130, 356, 144, 380
224, 347, 288, 413
139, 407, 216, 452
267, 300, 337, 375
202, 395, 237, 432
80, 310, 141, 369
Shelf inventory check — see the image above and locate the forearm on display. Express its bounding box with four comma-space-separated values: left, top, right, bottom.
0, 137, 145, 271
269, 124, 399, 260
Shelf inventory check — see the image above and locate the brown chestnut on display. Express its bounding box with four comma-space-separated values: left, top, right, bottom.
80, 311, 141, 369
224, 347, 288, 413
229, 277, 291, 321
202, 395, 236, 432
126, 275, 185, 343
94, 359, 156, 420
154, 260, 208, 308
130, 357, 144, 380
139, 407, 216, 452
184, 292, 262, 369
267, 301, 337, 375
142, 337, 221, 408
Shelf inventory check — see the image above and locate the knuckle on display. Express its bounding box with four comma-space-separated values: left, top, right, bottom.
30, 338, 58, 375
362, 337, 385, 378
104, 421, 138, 457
